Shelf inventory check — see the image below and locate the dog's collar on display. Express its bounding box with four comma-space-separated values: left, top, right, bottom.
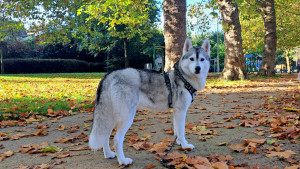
174, 62, 197, 101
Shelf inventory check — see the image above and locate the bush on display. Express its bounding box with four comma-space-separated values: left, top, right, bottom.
1, 59, 106, 74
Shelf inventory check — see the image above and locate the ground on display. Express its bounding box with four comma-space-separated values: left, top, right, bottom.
0, 73, 299, 169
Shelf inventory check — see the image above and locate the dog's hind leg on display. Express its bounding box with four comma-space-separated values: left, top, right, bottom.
114, 115, 134, 165
113, 95, 138, 165
89, 103, 116, 159
103, 134, 116, 159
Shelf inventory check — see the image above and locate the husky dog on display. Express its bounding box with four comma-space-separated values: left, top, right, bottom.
89, 38, 210, 165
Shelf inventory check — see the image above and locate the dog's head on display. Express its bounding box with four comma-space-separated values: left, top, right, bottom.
180, 38, 210, 79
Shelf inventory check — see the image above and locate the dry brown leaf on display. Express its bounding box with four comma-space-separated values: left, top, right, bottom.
10, 133, 27, 140
216, 142, 228, 146
35, 123, 50, 129
69, 146, 90, 151
144, 163, 156, 169
228, 144, 245, 152
266, 150, 297, 159
0, 150, 14, 162
149, 142, 169, 153
244, 138, 266, 145
56, 152, 79, 159
19, 147, 32, 153
284, 165, 299, 169
2, 150, 14, 157
212, 161, 229, 169
194, 164, 213, 169
57, 124, 66, 131
33, 128, 47, 136
132, 141, 153, 150
164, 127, 174, 135
55, 138, 72, 143
223, 125, 237, 129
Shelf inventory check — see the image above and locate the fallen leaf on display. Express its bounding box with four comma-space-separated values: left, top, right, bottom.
56, 152, 79, 159
10, 133, 27, 140
19, 147, 32, 153
244, 138, 266, 145
144, 163, 156, 169
266, 150, 297, 159
55, 138, 72, 143
149, 142, 169, 153
164, 127, 174, 135
212, 161, 229, 169
228, 144, 245, 152
132, 141, 153, 150
69, 146, 90, 151
284, 165, 299, 169
216, 142, 228, 146
84, 123, 90, 128
42, 145, 62, 153
33, 128, 47, 136
57, 124, 66, 131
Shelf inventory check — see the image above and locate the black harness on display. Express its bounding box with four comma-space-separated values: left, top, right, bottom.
163, 62, 197, 108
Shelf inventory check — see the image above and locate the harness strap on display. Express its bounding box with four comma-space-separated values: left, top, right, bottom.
164, 73, 173, 108
174, 62, 197, 101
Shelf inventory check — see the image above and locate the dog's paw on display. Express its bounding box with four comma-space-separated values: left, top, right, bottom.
181, 143, 194, 149
118, 157, 133, 166
104, 152, 116, 159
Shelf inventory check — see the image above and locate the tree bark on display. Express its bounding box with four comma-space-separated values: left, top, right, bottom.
286, 56, 290, 74
218, 0, 246, 80
124, 38, 129, 68
0, 48, 3, 74
163, 0, 186, 71
0, 41, 7, 74
257, 0, 277, 76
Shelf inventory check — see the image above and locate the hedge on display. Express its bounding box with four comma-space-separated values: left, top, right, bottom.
1, 59, 106, 74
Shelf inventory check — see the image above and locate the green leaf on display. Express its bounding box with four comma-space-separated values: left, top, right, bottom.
42, 145, 62, 152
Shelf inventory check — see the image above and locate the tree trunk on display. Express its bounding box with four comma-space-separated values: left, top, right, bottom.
0, 41, 7, 74
0, 48, 3, 74
257, 0, 277, 76
218, 0, 246, 80
163, 0, 186, 71
124, 38, 129, 68
286, 56, 290, 74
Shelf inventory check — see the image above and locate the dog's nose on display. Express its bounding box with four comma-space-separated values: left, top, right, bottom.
195, 66, 201, 74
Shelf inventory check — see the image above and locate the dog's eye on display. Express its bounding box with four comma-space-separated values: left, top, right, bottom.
190, 58, 194, 61
200, 58, 205, 61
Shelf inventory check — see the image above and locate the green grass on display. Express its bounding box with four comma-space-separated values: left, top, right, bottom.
0, 73, 106, 119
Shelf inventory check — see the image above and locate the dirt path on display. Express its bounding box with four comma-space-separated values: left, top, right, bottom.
0, 74, 299, 169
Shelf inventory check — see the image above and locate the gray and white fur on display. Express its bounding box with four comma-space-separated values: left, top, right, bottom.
89, 38, 210, 165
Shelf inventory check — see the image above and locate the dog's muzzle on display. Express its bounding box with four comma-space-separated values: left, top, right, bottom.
195, 66, 201, 74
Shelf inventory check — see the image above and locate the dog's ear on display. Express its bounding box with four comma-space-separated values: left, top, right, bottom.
183, 38, 193, 56
201, 39, 210, 57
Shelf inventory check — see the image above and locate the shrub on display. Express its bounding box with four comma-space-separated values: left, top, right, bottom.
1, 59, 106, 74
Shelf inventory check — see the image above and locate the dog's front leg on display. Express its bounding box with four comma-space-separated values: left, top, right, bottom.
173, 108, 194, 149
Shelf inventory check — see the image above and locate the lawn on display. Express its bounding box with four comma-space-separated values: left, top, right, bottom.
0, 73, 106, 119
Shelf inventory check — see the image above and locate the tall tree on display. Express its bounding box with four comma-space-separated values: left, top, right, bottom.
80, 0, 158, 67
240, 0, 299, 74
218, 0, 246, 80
1, 0, 159, 67
256, 0, 277, 76
163, 0, 187, 71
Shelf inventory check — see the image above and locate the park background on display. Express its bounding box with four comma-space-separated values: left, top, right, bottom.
0, 0, 299, 169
